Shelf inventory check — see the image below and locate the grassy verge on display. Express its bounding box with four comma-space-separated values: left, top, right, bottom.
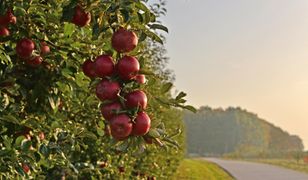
249, 159, 308, 174
172, 159, 234, 180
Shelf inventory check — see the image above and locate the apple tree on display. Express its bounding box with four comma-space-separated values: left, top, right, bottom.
0, 0, 194, 179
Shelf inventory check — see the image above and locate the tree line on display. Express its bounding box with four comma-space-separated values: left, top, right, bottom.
184, 106, 304, 158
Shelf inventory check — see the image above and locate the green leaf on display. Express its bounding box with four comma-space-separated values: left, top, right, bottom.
148, 24, 168, 33
161, 82, 173, 93
21, 140, 32, 151
96, 127, 104, 137
138, 32, 147, 42
115, 140, 129, 152
139, 69, 155, 76
16, 166, 26, 177
80, 131, 98, 140
147, 129, 160, 138
143, 28, 163, 44
175, 92, 187, 100
15, 136, 26, 147
120, 9, 130, 23
64, 23, 75, 38
39, 144, 50, 157
92, 23, 100, 39
61, 1, 77, 22
0, 115, 19, 124
184, 105, 197, 113
135, 2, 149, 12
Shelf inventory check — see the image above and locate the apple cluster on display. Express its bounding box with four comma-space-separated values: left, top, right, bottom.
0, 9, 16, 37
0, 8, 50, 66
82, 28, 151, 141
15, 38, 50, 67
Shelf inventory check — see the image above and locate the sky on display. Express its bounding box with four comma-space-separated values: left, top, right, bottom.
161, 0, 308, 149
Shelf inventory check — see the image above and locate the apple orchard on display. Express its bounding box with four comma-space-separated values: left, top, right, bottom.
0, 0, 195, 179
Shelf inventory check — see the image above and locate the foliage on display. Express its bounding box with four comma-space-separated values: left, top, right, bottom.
0, 0, 192, 179
184, 106, 304, 158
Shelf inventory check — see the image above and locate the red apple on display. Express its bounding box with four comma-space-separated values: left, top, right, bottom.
0, 27, 9, 36
117, 56, 140, 80
132, 112, 151, 136
135, 74, 146, 84
40, 42, 50, 55
112, 28, 138, 53
0, 9, 16, 26
96, 79, 121, 100
82, 59, 96, 78
22, 163, 30, 174
101, 102, 122, 121
6, 10, 16, 24
110, 114, 132, 140
26, 56, 43, 67
16, 38, 35, 59
125, 90, 147, 110
94, 55, 114, 78
72, 5, 91, 27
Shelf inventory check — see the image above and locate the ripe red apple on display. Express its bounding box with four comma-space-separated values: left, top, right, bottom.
40, 42, 50, 55
132, 112, 151, 136
26, 56, 43, 67
117, 56, 140, 80
135, 74, 146, 84
22, 163, 30, 173
101, 102, 122, 121
72, 5, 91, 27
94, 55, 114, 78
0, 9, 16, 25
0, 27, 9, 36
96, 79, 121, 100
110, 114, 132, 140
82, 59, 96, 78
6, 10, 16, 24
16, 38, 35, 59
125, 90, 147, 110
112, 28, 138, 53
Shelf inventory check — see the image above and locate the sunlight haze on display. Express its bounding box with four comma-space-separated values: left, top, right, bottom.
163, 0, 308, 149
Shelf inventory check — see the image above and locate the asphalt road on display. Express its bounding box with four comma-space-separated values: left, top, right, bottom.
204, 158, 308, 180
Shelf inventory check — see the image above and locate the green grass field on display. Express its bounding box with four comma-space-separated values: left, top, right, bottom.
172, 159, 234, 180
250, 159, 308, 174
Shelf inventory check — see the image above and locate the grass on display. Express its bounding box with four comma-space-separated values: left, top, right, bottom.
249, 159, 308, 174
172, 159, 234, 180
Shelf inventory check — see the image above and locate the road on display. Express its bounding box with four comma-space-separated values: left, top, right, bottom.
204, 158, 308, 180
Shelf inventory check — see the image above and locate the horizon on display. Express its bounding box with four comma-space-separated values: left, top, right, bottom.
162, 0, 308, 150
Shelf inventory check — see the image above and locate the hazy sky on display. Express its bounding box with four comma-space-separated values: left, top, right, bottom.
162, 0, 308, 149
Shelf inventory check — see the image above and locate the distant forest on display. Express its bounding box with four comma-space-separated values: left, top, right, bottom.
184, 106, 304, 158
